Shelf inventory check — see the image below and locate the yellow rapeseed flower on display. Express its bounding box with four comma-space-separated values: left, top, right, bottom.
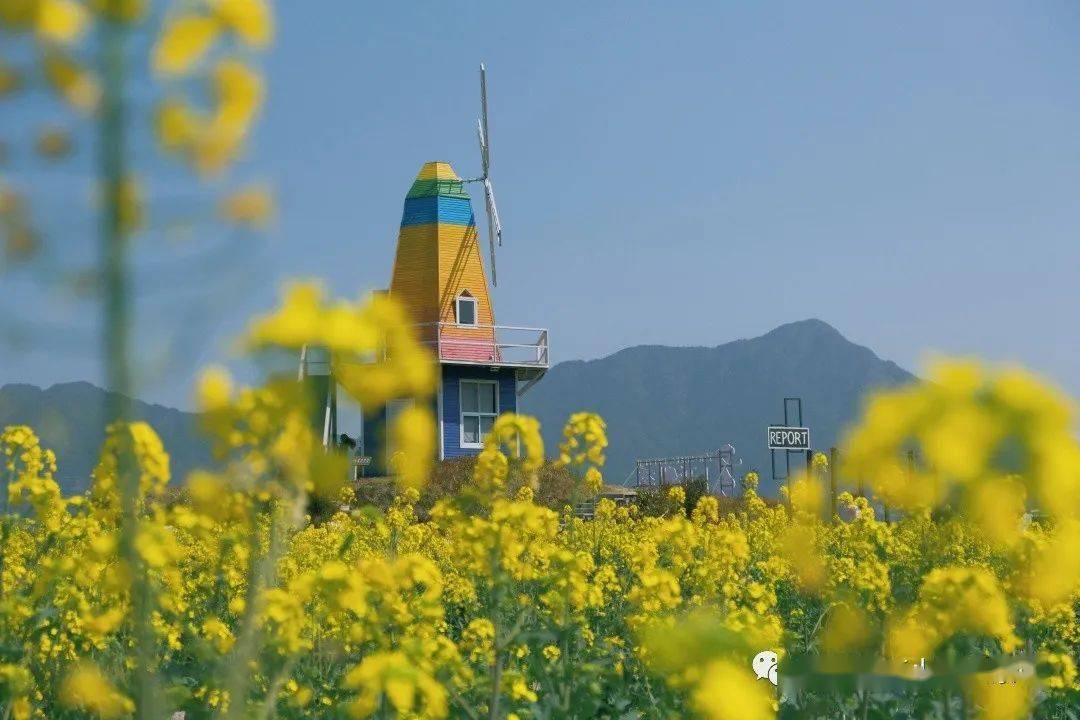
90, 0, 147, 22
389, 405, 436, 492
210, 0, 273, 46
196, 364, 233, 411
213, 58, 263, 135
43, 50, 100, 112
60, 664, 134, 719
156, 97, 204, 151
691, 660, 773, 720
35, 0, 88, 43
153, 13, 221, 75
219, 183, 275, 228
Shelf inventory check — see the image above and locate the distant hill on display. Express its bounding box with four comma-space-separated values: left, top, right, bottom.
0, 382, 211, 494
2, 320, 915, 498
520, 319, 915, 496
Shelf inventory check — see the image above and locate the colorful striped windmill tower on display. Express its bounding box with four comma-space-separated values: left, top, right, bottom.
389, 161, 498, 358
354, 66, 549, 470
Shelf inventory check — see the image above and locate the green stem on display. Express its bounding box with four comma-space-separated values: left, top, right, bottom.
487, 527, 504, 720
0, 519, 8, 600
98, 5, 155, 717
99, 0, 131, 424
255, 656, 297, 720
221, 500, 284, 720
449, 687, 482, 720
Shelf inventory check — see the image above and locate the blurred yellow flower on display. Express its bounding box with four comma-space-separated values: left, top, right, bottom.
90, 421, 171, 518
485, 413, 544, 473
1022, 518, 1080, 607
219, 183, 275, 228
201, 617, 235, 653
210, 0, 273, 46
213, 58, 262, 133
153, 13, 221, 75
36, 0, 87, 42
666, 484, 685, 507
788, 471, 824, 518
196, 364, 233, 411
584, 466, 602, 494
34, 125, 71, 159
90, 0, 147, 22
388, 405, 435, 492
43, 50, 100, 112
0, 60, 21, 96
964, 670, 1033, 720
155, 98, 203, 151
344, 651, 448, 719
691, 660, 773, 720
245, 281, 330, 349
0, 0, 37, 27
887, 566, 1019, 661
60, 665, 134, 719
963, 474, 1026, 547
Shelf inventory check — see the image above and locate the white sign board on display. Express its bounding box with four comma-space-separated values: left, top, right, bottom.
767, 426, 810, 451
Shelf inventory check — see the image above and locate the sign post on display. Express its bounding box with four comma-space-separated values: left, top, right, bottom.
769, 398, 811, 487
767, 426, 810, 451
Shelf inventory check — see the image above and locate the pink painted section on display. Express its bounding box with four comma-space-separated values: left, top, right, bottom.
439, 340, 500, 363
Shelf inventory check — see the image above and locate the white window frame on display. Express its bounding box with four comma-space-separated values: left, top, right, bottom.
455, 292, 478, 326
459, 379, 498, 449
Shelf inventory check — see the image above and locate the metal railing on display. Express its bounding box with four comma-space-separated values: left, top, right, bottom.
414, 322, 549, 367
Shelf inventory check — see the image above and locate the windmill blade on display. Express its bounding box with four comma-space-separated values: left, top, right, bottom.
476, 119, 487, 172
483, 178, 502, 243
475, 63, 502, 286
479, 63, 490, 175
483, 178, 502, 286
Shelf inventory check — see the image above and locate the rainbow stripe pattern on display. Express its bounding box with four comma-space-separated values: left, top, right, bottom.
401, 162, 475, 227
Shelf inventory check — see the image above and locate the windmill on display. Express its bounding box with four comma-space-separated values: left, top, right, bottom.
466, 63, 504, 287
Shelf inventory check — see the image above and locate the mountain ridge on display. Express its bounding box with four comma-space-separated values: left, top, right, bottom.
520, 319, 915, 495
0, 380, 211, 493
1, 319, 914, 498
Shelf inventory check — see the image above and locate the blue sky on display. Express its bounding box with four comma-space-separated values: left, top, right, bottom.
3, 0, 1080, 408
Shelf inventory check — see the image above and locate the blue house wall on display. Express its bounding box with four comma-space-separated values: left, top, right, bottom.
440, 364, 518, 459
358, 365, 518, 472
361, 405, 385, 469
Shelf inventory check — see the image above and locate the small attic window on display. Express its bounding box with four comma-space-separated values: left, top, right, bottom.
456, 292, 477, 326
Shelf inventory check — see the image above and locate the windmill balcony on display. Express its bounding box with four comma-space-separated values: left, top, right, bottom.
415, 322, 549, 370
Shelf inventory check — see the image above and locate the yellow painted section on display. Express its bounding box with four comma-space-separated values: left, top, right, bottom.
391, 224, 496, 337
389, 225, 440, 340
436, 224, 494, 324
417, 161, 460, 181
437, 223, 495, 344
